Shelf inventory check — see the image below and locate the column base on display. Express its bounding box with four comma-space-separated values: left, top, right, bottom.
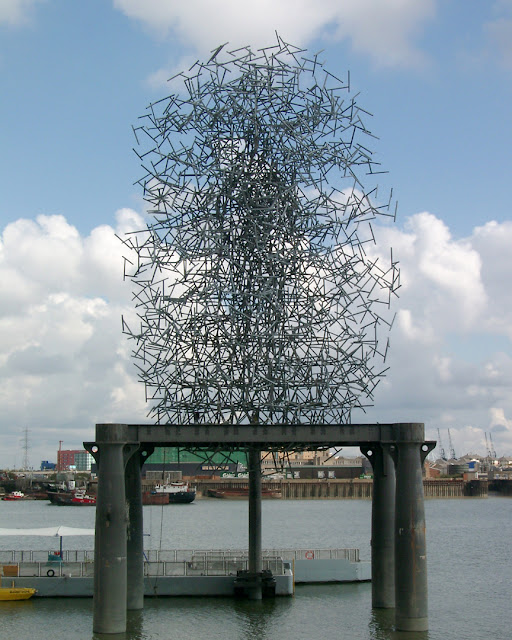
372, 601, 396, 610
395, 615, 429, 632
233, 570, 276, 600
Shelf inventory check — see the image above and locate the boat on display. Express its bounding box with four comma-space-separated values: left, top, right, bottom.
142, 492, 169, 505
143, 482, 196, 505
207, 487, 282, 499
0, 584, 36, 601
48, 490, 96, 506
2, 491, 26, 501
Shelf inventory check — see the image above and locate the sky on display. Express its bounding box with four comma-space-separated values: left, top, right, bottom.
0, 0, 511, 468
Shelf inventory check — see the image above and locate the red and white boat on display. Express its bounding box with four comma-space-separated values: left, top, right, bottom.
2, 491, 26, 501
48, 490, 96, 506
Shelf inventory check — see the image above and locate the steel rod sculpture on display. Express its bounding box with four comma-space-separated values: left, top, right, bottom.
89, 38, 436, 635
121, 36, 399, 426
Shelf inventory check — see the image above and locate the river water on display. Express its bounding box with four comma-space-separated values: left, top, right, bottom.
0, 496, 510, 640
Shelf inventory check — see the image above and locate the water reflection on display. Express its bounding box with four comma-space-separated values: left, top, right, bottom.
92, 609, 147, 640
233, 598, 280, 640
369, 608, 430, 640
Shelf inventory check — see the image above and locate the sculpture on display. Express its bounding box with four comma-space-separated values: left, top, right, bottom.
121, 36, 399, 426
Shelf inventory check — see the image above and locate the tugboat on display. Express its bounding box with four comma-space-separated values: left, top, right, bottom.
2, 491, 26, 501
48, 490, 96, 506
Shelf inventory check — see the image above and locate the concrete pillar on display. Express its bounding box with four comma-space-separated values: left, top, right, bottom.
125, 448, 145, 611
361, 444, 396, 609
394, 442, 428, 632
93, 441, 129, 634
248, 447, 262, 599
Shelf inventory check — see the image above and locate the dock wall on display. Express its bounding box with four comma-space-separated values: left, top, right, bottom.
196, 478, 488, 499
488, 479, 512, 496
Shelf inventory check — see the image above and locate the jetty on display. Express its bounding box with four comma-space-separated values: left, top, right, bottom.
86, 422, 433, 634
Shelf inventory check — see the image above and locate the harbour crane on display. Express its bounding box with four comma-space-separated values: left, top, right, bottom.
447, 429, 456, 460
437, 428, 447, 461
489, 433, 497, 459
485, 432, 492, 459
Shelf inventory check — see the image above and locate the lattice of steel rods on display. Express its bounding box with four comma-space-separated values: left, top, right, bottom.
121, 36, 400, 427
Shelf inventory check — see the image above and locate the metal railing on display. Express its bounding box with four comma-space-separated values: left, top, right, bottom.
0, 547, 359, 578
144, 548, 360, 563
144, 557, 285, 577
0, 550, 94, 563
2, 561, 95, 578
1, 558, 286, 578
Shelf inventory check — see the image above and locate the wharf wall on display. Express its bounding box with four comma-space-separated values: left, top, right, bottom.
488, 479, 512, 496
195, 478, 488, 499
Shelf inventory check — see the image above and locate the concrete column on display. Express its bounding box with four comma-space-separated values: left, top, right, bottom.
361, 444, 396, 609
125, 448, 144, 611
93, 441, 128, 634
394, 442, 428, 632
248, 447, 262, 599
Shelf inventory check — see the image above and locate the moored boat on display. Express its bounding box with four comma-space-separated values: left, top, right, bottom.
2, 491, 26, 501
0, 586, 36, 601
143, 482, 196, 505
48, 490, 96, 506
142, 492, 170, 505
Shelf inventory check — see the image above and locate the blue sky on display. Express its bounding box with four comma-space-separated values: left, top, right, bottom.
0, 0, 511, 467
1, 1, 511, 238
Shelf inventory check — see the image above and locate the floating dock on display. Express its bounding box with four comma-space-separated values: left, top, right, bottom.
1, 548, 369, 597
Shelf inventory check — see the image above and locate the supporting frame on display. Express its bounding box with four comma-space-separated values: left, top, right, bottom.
90, 442, 129, 634
87, 422, 433, 634
126, 446, 153, 610
361, 443, 396, 609
247, 446, 263, 599
393, 441, 434, 632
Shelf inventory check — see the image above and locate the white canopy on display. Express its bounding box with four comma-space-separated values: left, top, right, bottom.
0, 526, 94, 537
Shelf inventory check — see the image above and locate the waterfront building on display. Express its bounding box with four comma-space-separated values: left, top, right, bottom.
57, 449, 93, 471
143, 447, 248, 477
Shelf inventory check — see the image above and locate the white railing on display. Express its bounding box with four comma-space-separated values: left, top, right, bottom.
144, 548, 360, 563
1, 557, 285, 578
0, 547, 359, 578
0, 550, 95, 563
144, 557, 285, 577
2, 561, 95, 578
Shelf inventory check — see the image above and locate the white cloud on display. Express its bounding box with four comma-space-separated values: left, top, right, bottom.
359, 213, 512, 457
0, 0, 44, 27
113, 0, 435, 69
471, 220, 512, 339
1, 206, 511, 467
0, 209, 148, 468
480, 1, 512, 68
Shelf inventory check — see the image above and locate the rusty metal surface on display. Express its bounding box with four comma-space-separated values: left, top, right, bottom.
92, 422, 427, 448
